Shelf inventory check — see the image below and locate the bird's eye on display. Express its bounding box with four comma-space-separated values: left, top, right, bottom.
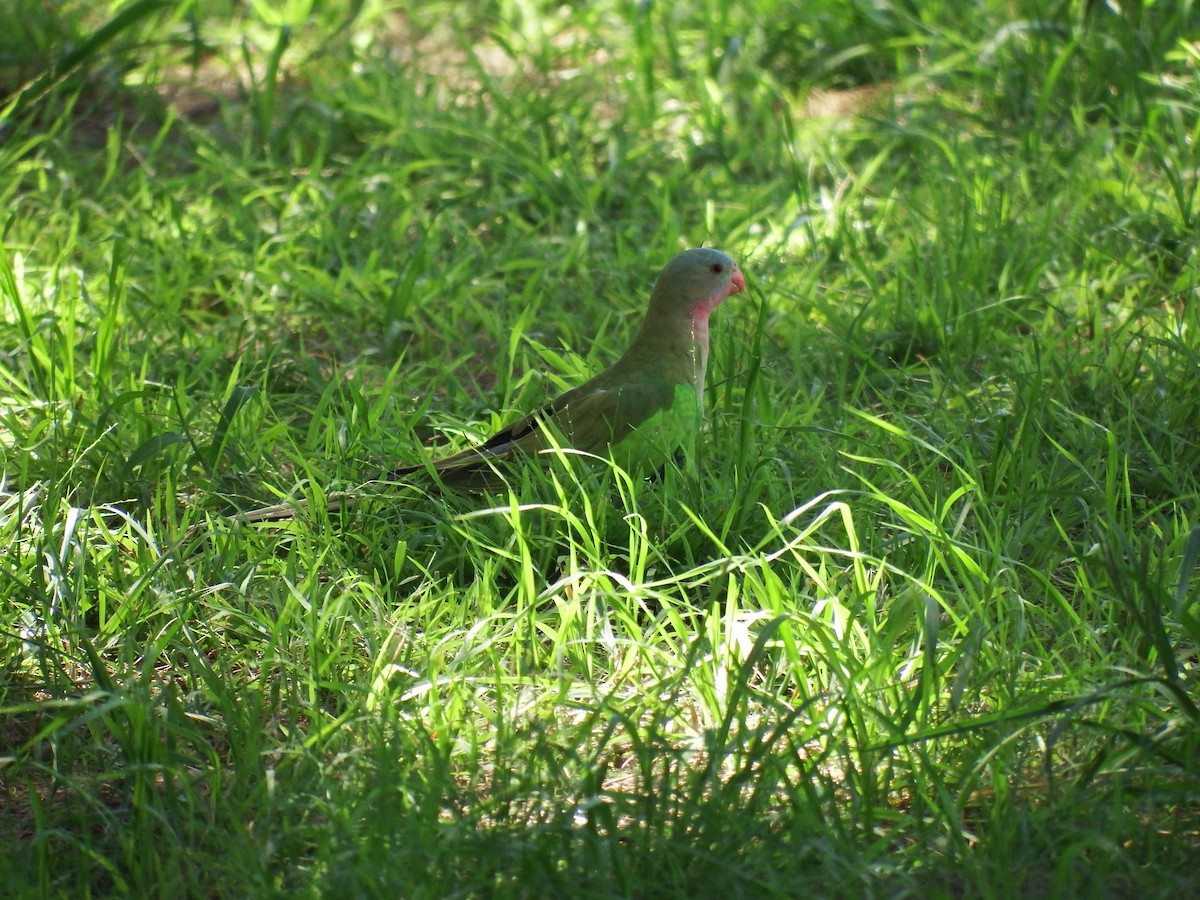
709, 263, 724, 274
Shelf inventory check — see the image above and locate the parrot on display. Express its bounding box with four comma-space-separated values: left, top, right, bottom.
228, 247, 744, 524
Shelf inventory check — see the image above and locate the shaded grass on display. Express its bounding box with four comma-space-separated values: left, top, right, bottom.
2, 0, 1200, 896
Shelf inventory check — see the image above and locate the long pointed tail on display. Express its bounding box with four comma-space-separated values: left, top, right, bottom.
230, 491, 360, 524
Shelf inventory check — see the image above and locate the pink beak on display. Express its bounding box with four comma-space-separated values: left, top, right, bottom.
730, 268, 746, 295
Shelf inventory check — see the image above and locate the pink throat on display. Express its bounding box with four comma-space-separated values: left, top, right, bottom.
689, 274, 743, 336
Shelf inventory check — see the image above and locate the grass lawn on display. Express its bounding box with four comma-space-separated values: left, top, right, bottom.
2, 0, 1198, 895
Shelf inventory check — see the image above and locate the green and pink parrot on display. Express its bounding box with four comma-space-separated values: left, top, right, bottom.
233, 247, 744, 522
391, 246, 744, 485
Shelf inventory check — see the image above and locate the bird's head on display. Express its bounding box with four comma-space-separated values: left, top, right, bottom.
650, 247, 745, 325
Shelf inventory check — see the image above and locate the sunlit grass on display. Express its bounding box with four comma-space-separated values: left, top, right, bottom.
1, 0, 1198, 895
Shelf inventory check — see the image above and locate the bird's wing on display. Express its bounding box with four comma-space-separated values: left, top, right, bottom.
390, 378, 683, 481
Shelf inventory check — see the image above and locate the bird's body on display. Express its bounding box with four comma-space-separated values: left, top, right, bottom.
230, 247, 743, 522
394, 247, 743, 485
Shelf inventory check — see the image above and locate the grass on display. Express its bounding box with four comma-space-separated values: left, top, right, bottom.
2, 0, 1199, 895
